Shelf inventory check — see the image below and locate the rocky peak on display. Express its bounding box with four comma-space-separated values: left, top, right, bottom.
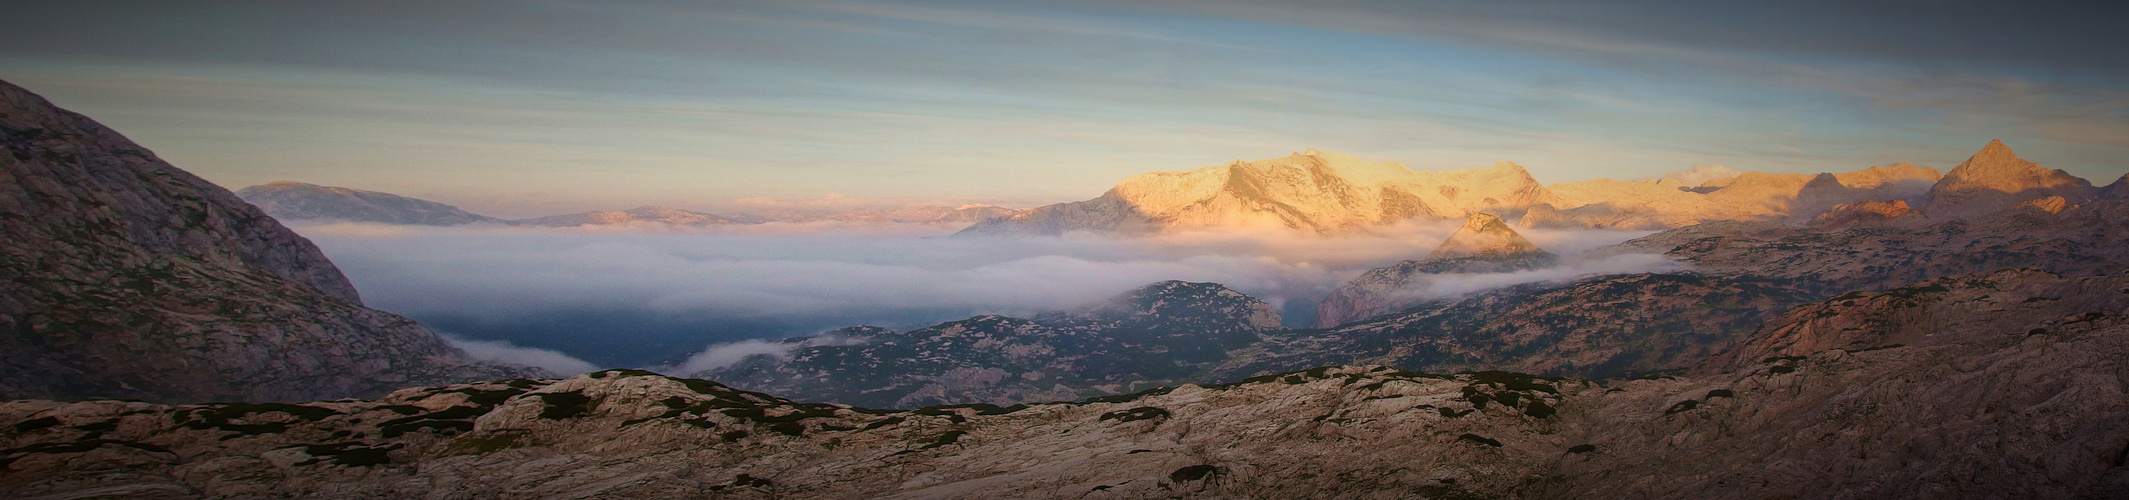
1925, 139, 2096, 218
1430, 213, 1541, 259
0, 79, 537, 402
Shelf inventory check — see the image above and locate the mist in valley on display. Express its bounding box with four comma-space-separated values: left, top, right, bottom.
293, 220, 1668, 375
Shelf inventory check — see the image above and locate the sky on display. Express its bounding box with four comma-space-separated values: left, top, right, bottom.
2, 0, 2124, 216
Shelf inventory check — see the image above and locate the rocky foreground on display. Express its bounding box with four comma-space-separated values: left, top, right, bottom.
5, 268, 2127, 499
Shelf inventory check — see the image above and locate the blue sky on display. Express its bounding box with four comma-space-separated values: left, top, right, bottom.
3, 0, 2123, 216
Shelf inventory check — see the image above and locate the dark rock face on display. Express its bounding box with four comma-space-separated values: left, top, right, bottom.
701, 281, 1282, 408
0, 80, 537, 403
236, 181, 503, 226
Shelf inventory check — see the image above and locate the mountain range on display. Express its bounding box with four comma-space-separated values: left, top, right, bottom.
235, 181, 1019, 229
7, 75, 2129, 497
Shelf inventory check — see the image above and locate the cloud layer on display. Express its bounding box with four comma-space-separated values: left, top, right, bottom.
297, 222, 1660, 367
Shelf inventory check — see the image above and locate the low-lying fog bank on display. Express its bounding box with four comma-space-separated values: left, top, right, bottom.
292, 221, 1666, 375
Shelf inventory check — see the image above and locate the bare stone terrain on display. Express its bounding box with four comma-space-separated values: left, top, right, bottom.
0, 80, 537, 402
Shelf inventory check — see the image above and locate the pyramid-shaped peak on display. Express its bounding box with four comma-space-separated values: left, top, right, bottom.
1429, 213, 1543, 260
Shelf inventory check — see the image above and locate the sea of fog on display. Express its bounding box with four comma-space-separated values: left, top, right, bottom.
292, 221, 1667, 375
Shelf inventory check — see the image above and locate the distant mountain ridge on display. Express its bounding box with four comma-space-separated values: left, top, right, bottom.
959, 149, 1552, 236
237, 181, 504, 225
236, 182, 1020, 229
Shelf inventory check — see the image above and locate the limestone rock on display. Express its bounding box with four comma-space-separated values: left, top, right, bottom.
959, 150, 1553, 236
1809, 199, 1916, 228
1923, 139, 2096, 218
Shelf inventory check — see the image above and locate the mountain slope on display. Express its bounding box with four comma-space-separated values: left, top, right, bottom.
700, 281, 1282, 408
0, 79, 536, 402
959, 149, 1551, 236
1529, 163, 1942, 229
1316, 213, 1559, 327
1923, 139, 2097, 218
235, 181, 503, 225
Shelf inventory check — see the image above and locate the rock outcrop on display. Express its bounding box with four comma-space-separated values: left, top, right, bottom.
0, 80, 536, 403
1923, 139, 2096, 218
235, 181, 503, 226
959, 149, 1552, 236
1809, 199, 1916, 228
701, 281, 1282, 408
1315, 213, 1558, 327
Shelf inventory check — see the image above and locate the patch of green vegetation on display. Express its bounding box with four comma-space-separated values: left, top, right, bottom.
1761, 355, 1807, 363
1457, 433, 1502, 447
1566, 444, 1596, 454
1769, 365, 1796, 375
1523, 400, 1556, 418
174, 402, 343, 436
499, 379, 542, 389
535, 391, 594, 420
1099, 406, 1170, 423
907, 407, 968, 424
1704, 390, 1735, 399
719, 430, 749, 442
1437, 407, 1472, 418
767, 421, 805, 436
1170, 464, 1218, 482
378, 405, 486, 438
